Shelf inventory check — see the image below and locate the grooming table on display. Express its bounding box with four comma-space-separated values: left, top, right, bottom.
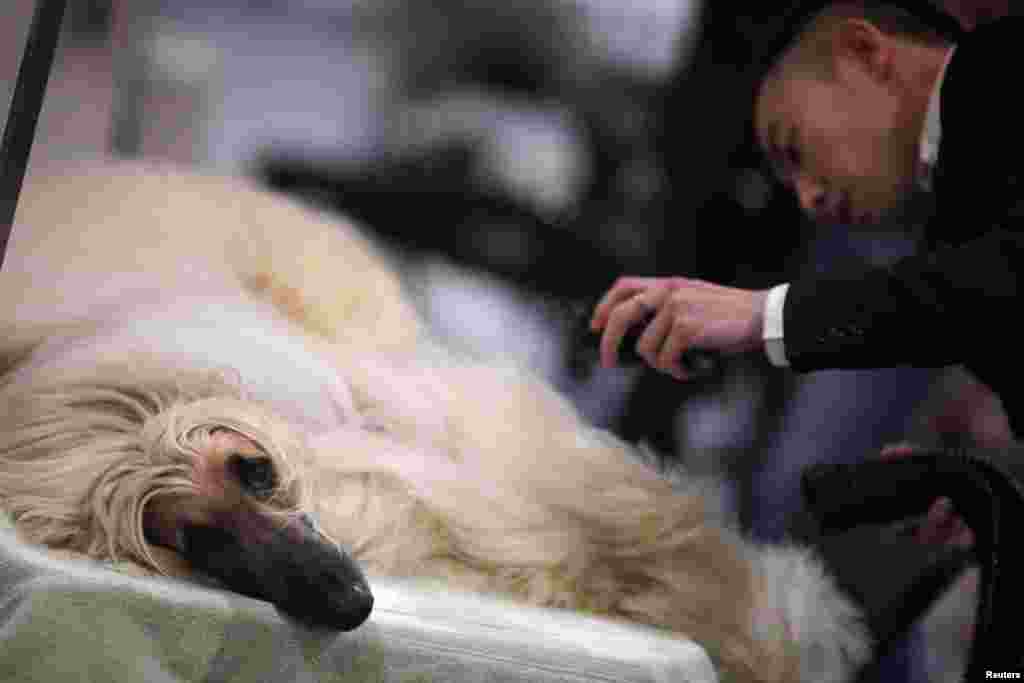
0, 525, 717, 682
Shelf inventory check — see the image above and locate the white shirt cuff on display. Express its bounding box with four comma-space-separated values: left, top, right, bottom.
763, 283, 790, 368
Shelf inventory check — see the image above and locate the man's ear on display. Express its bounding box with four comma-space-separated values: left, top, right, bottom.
830, 18, 892, 84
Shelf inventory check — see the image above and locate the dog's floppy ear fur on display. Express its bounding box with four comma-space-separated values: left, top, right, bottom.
0, 357, 308, 575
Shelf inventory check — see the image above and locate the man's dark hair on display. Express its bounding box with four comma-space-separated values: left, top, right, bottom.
762, 1, 956, 81
804, 1, 957, 47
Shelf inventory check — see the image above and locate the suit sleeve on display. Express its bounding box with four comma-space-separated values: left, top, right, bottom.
782, 222, 1024, 371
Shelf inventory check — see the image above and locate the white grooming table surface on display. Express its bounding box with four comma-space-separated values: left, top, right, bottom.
0, 526, 717, 682
367, 579, 718, 682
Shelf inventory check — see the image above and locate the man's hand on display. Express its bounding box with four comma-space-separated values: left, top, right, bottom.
590, 276, 769, 380
880, 443, 975, 548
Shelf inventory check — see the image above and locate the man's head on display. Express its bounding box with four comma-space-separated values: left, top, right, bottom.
754, 2, 954, 224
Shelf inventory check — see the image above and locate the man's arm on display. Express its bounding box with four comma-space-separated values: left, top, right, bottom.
782, 224, 1024, 371
591, 222, 1024, 378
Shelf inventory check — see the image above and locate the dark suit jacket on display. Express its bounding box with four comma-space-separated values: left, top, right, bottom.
782, 17, 1024, 436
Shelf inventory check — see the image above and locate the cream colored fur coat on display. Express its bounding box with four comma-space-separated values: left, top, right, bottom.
0, 160, 870, 683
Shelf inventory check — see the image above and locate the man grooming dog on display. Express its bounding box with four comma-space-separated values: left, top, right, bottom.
594, 0, 1020, 544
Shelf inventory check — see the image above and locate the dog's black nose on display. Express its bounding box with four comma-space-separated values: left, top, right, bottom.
330, 581, 374, 631
291, 574, 374, 631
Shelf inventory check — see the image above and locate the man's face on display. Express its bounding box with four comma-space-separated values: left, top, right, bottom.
755, 61, 922, 225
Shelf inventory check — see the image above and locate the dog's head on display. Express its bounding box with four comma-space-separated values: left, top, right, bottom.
0, 358, 372, 630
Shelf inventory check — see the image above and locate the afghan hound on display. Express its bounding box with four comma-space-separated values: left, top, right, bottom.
0, 160, 869, 683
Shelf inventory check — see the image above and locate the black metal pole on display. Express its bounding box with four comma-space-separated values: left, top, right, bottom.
0, 0, 69, 271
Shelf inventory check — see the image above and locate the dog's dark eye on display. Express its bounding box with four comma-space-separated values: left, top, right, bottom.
228, 454, 277, 497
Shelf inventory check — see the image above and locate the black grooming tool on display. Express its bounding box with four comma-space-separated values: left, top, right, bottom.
802, 446, 1024, 681
567, 298, 721, 381
790, 504, 973, 659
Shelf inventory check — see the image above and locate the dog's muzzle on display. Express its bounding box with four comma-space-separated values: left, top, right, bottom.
179, 511, 373, 631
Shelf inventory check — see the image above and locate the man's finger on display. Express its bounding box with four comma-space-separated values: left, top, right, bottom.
949, 516, 974, 548
600, 295, 653, 368
926, 500, 973, 548
591, 277, 658, 331
635, 304, 674, 367
916, 498, 974, 548
659, 317, 695, 381
917, 498, 954, 544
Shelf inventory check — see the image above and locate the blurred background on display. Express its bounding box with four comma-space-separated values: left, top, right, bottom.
1, 1, 1016, 680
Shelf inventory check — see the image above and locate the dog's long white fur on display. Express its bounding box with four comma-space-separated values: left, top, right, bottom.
0, 160, 870, 683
